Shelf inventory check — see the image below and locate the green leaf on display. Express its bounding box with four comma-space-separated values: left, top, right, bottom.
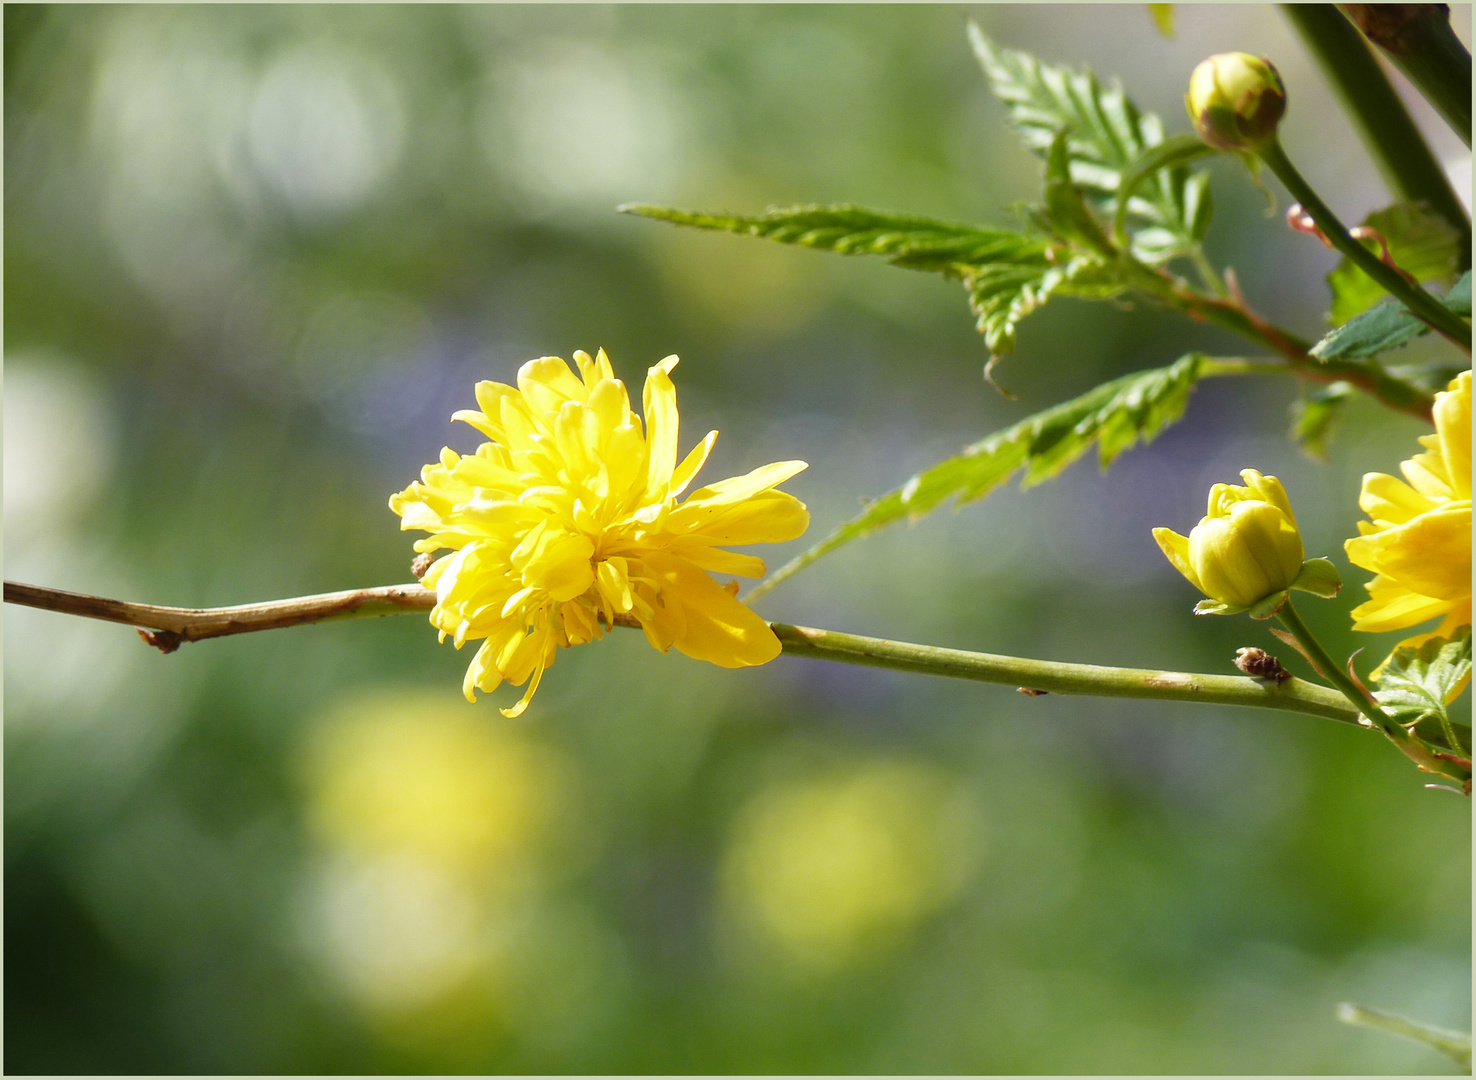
965, 255, 1122, 357
968, 23, 1212, 262
1289, 380, 1353, 461
1146, 4, 1175, 38
1374, 626, 1472, 740
620, 202, 1129, 357
1327, 203, 1460, 325
1310, 270, 1471, 360
1113, 134, 1218, 248
1289, 557, 1342, 598
1042, 131, 1115, 253
617, 203, 1049, 271
1248, 591, 1289, 620
752, 354, 1207, 595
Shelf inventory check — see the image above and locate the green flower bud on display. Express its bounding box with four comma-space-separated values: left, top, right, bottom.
1155, 469, 1305, 611
1185, 53, 1286, 151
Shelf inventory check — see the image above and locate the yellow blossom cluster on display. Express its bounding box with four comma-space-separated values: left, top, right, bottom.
1346, 370, 1472, 676
391, 350, 808, 716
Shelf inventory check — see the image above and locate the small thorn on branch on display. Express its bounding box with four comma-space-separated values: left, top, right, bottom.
1017, 687, 1048, 697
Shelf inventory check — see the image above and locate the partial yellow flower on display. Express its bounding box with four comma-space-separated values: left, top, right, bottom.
1345, 370, 1472, 678
391, 350, 809, 716
1155, 469, 1305, 611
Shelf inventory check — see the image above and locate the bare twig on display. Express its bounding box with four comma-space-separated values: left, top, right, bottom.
3, 580, 437, 650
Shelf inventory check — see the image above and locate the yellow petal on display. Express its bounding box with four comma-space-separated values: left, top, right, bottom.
519, 527, 596, 602
670, 430, 718, 498
1344, 502, 1471, 601
642, 553, 781, 667
1238, 470, 1297, 528
1349, 575, 1453, 633
518, 355, 588, 418
668, 461, 809, 530
670, 489, 810, 546
1358, 470, 1439, 528
1434, 370, 1471, 499
1152, 526, 1202, 593
669, 542, 768, 578
642, 357, 681, 495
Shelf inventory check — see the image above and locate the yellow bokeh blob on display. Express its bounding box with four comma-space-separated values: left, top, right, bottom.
720, 760, 984, 973
300, 688, 566, 881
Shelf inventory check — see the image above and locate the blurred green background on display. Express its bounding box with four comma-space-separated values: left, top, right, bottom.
5, 4, 1470, 1073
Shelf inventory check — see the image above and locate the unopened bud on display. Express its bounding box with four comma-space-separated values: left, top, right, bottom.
1186, 53, 1286, 151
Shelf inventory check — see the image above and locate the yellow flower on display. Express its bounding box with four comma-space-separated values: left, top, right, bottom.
1345, 370, 1471, 678
1154, 469, 1305, 611
391, 350, 808, 716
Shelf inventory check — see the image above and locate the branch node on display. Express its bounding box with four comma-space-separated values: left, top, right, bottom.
138, 627, 185, 654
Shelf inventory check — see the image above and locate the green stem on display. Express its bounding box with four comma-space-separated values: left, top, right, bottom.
1186, 246, 1228, 296
7, 578, 1468, 754
769, 621, 1364, 725
1124, 261, 1437, 419
1197, 357, 1294, 378
1340, 3, 1472, 146
1281, 4, 1470, 263
1276, 596, 1469, 782
1258, 137, 1472, 350
1276, 598, 1388, 725
1337, 1003, 1473, 1069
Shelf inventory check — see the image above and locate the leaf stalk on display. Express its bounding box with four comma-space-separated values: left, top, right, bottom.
1257, 137, 1472, 351
1281, 4, 1470, 259
1276, 596, 1470, 784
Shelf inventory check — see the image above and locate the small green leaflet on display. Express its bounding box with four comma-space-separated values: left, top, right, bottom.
1311, 270, 1471, 360
1289, 380, 1353, 461
619, 203, 1125, 357
1374, 627, 1471, 747
1327, 203, 1460, 325
749, 354, 1207, 598
968, 23, 1212, 263
1146, 4, 1175, 38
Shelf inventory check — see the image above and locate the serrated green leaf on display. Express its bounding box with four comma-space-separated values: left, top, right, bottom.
618, 203, 1050, 271
621, 202, 1131, 357
750, 354, 1207, 596
1043, 130, 1115, 254
1310, 270, 1471, 360
1374, 626, 1472, 740
1327, 203, 1460, 325
968, 22, 1211, 262
1289, 380, 1353, 461
1146, 4, 1175, 38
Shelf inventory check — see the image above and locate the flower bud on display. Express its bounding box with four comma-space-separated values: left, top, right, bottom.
1185, 53, 1286, 151
1155, 469, 1305, 612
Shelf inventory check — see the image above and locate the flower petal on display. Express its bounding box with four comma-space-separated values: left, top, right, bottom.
643, 356, 681, 495
1152, 527, 1202, 592
1349, 575, 1453, 633
641, 553, 781, 667
1358, 470, 1439, 528
1344, 502, 1471, 601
